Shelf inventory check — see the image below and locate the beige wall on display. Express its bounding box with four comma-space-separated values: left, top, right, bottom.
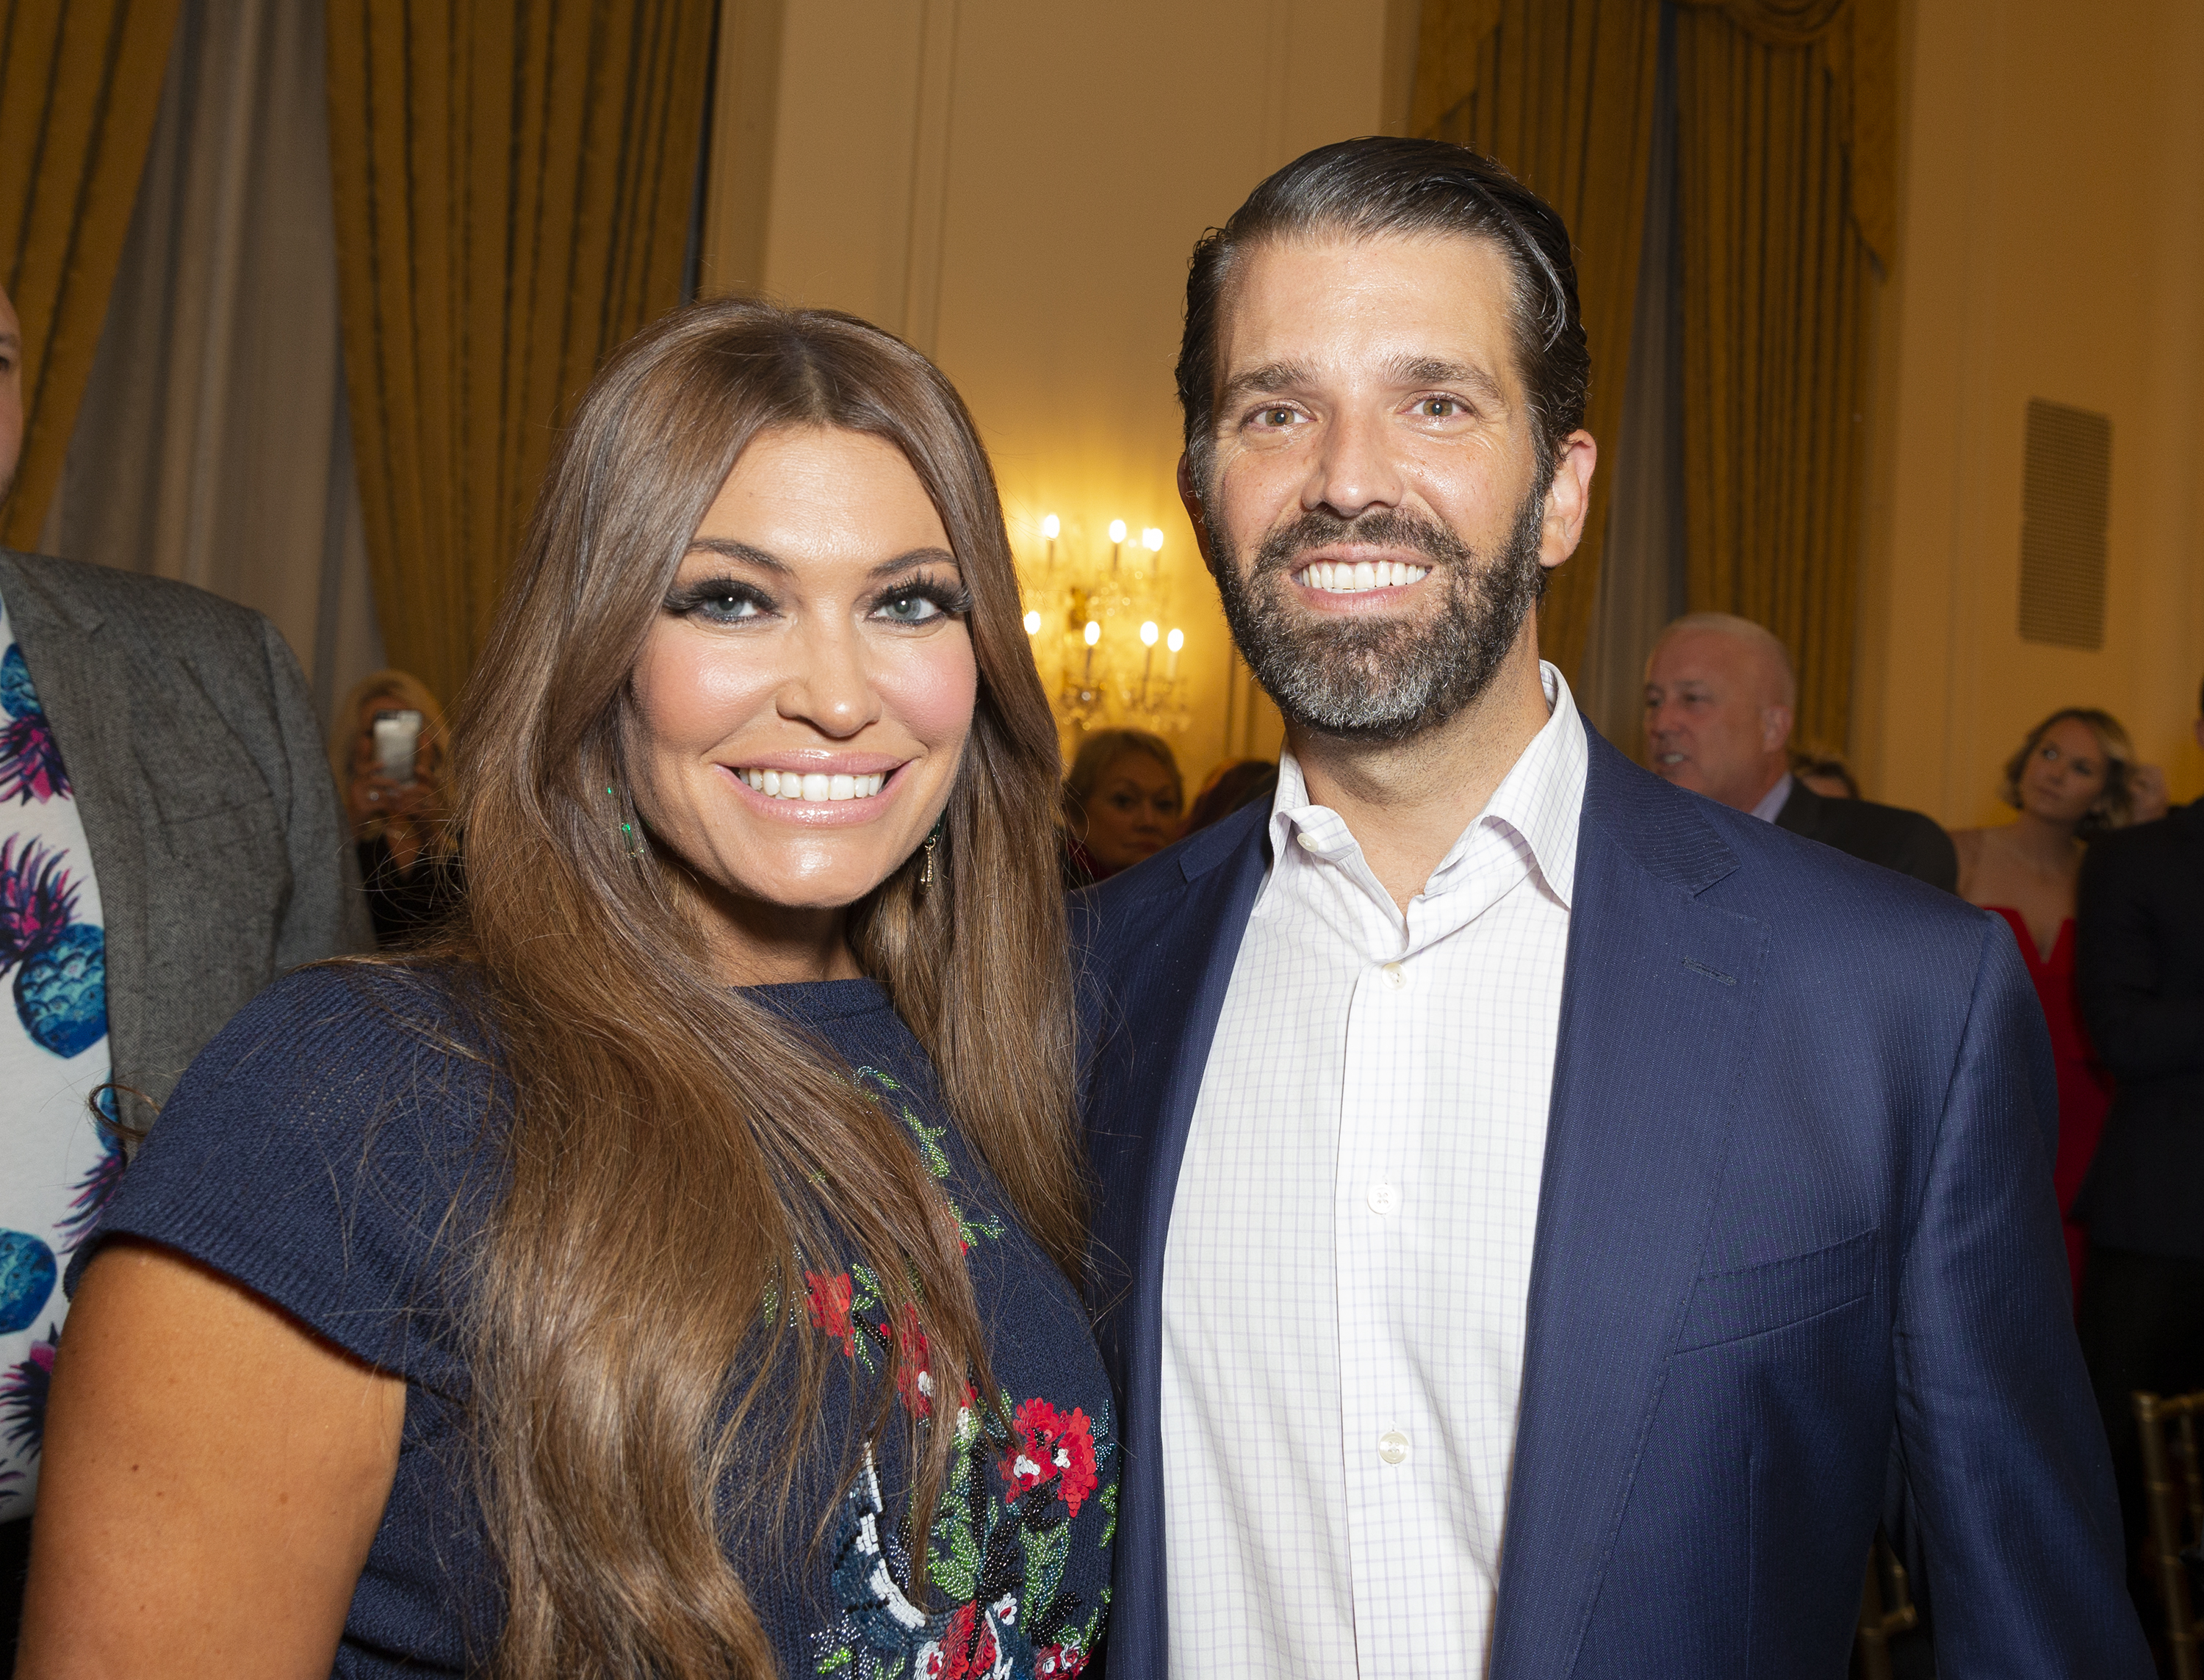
707, 0, 1397, 793
1858, 0, 2204, 825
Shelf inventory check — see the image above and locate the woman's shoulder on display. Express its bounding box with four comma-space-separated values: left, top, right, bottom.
181, 959, 494, 1095
73, 959, 506, 1380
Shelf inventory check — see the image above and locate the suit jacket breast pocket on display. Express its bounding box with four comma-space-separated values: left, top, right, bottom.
1673, 1227, 1879, 1355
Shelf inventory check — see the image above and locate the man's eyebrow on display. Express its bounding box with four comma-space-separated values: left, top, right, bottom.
1385, 354, 1504, 405
1217, 354, 1507, 411
1217, 361, 1316, 408
0, 331, 19, 352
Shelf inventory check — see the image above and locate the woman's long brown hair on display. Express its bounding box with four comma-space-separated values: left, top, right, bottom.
435, 299, 1081, 1677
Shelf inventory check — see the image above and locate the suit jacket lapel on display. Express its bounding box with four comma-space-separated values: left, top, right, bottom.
0, 552, 151, 1096
1081, 802, 1270, 1680
1490, 735, 1770, 1680
1085, 802, 1272, 1350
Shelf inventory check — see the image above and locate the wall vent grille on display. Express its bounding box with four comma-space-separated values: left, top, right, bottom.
2018, 399, 2111, 650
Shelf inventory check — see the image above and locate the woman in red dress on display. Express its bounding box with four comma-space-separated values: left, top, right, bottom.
1953, 707, 2162, 1308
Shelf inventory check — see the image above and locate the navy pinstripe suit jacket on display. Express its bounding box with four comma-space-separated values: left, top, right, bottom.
1075, 727, 2147, 1679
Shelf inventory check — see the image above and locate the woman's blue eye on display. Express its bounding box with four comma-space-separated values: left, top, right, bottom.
692, 594, 760, 622
876, 594, 943, 624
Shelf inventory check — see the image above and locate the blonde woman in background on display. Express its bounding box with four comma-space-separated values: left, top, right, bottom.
1062, 728, 1183, 884
1953, 707, 2153, 1304
331, 669, 461, 944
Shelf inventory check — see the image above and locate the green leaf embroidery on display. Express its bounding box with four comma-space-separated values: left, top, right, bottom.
1020, 1517, 1072, 1617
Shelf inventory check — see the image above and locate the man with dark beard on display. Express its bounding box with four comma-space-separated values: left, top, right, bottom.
1075, 138, 2146, 1679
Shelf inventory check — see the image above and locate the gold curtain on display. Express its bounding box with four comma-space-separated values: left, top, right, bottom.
0, 0, 184, 549
1410, 0, 1663, 681
1673, 0, 1895, 751
325, 1, 714, 707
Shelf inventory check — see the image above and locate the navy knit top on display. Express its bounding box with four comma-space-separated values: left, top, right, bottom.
72, 965, 1115, 1679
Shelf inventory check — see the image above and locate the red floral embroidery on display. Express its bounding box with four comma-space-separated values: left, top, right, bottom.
1034, 1643, 1090, 1676
883, 1302, 934, 1418
1000, 1398, 1099, 1516
804, 1270, 855, 1357
916, 1601, 1000, 1679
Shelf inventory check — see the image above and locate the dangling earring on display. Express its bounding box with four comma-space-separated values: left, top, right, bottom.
609, 785, 647, 859
920, 814, 945, 887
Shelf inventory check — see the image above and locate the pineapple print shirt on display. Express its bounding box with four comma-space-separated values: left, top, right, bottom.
71, 965, 1116, 1678
0, 592, 114, 1521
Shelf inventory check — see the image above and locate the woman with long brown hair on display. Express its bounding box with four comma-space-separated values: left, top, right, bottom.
19, 302, 1113, 1678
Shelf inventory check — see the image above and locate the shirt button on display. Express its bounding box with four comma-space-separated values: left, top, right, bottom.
1296, 832, 1320, 852
1378, 1430, 1411, 1466
1382, 962, 1406, 989
1367, 1181, 1398, 1216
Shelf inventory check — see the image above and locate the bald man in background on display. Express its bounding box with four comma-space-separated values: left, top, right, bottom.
1645, 612, 1959, 890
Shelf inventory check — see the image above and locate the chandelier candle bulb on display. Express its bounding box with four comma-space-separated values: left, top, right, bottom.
1023, 610, 1042, 635
1109, 518, 1127, 572
1040, 512, 1059, 571
1166, 626, 1183, 679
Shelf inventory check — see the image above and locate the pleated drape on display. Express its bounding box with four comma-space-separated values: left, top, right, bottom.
1410, 0, 1663, 682
0, 0, 184, 549
324, 1, 713, 707
1672, 0, 1894, 751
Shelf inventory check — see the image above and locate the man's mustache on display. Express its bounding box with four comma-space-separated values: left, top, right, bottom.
1252, 509, 1472, 577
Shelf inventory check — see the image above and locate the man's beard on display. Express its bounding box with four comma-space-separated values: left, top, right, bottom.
1209, 488, 1548, 744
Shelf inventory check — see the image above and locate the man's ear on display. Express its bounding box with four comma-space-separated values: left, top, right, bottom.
1538, 430, 1599, 571
1762, 703, 1796, 754
1176, 453, 1220, 580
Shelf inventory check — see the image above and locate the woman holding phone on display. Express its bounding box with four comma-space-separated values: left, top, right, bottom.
334, 669, 462, 944
21, 301, 1113, 1679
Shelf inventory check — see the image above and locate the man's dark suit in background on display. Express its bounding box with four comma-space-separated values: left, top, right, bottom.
1776, 778, 1960, 893
2075, 797, 2204, 1569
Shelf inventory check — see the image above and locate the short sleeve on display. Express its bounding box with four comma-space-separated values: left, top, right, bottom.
68, 964, 502, 1398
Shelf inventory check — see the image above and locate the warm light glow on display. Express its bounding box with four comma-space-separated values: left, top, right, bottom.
1023, 610, 1042, 635
1084, 620, 1101, 646
1109, 519, 1127, 544
1140, 621, 1159, 646
1040, 513, 1060, 540
1142, 527, 1164, 552
1166, 628, 1184, 652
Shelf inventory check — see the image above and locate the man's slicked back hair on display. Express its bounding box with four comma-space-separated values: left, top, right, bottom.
1176, 136, 1589, 497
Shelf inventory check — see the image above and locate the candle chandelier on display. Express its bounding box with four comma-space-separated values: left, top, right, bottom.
1018, 513, 1192, 737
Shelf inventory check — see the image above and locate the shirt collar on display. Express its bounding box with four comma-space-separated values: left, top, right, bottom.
1268, 660, 1588, 910
1749, 771, 1796, 824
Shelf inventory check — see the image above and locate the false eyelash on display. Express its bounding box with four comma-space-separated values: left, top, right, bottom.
664, 576, 773, 615
873, 572, 973, 617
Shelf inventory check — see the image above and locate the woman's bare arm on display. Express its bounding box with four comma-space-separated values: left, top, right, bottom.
17, 1240, 406, 1680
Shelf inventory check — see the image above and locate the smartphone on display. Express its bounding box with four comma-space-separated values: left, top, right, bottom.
372, 709, 423, 785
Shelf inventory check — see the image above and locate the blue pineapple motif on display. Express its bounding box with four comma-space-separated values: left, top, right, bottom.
0, 1231, 54, 1335
0, 647, 68, 803
17, 923, 105, 1058
0, 837, 103, 1056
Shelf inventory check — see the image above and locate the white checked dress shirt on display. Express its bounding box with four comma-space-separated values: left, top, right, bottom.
1159, 662, 1587, 1677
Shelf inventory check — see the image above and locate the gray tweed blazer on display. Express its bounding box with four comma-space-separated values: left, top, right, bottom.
0, 549, 370, 1129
